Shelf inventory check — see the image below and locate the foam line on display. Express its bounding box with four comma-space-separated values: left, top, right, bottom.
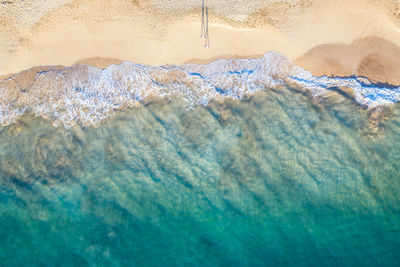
1, 52, 399, 127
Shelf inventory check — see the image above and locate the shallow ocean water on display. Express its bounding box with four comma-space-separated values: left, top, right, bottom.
0, 85, 400, 266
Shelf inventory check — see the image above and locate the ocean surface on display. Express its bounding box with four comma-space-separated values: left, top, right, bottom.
1, 53, 400, 266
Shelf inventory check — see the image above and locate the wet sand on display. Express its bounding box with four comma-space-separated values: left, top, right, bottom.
295, 37, 400, 85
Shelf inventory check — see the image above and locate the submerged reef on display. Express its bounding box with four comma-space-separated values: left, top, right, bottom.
0, 87, 400, 265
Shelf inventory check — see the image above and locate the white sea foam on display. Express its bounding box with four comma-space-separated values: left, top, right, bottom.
1, 52, 399, 127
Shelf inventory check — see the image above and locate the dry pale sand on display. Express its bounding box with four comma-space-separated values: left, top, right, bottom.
2, 0, 400, 84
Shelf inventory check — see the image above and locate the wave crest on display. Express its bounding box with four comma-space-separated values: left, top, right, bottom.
1, 52, 399, 127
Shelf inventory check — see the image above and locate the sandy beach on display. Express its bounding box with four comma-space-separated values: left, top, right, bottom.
2, 0, 400, 84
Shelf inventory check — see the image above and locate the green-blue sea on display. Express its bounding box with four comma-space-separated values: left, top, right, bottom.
1, 86, 400, 266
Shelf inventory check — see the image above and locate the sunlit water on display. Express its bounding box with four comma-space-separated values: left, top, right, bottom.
0, 85, 400, 266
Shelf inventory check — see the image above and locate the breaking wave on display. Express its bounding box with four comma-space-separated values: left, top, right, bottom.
1, 52, 400, 127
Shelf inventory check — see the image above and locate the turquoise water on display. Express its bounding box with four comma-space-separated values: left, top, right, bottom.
0, 85, 400, 266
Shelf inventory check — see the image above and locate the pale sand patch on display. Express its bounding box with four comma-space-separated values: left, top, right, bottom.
2, 18, 288, 74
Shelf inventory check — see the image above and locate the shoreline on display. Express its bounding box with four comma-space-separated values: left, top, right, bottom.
0, 51, 399, 128
3, 34, 400, 86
